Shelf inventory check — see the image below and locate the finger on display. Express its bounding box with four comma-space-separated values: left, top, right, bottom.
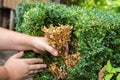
44, 45, 58, 56
29, 69, 43, 74
26, 74, 37, 78
29, 64, 47, 70
25, 58, 43, 64
33, 49, 46, 54
11, 51, 24, 59
43, 37, 58, 56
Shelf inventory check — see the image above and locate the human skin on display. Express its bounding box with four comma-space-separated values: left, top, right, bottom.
3, 51, 47, 80
0, 28, 58, 56
0, 27, 58, 80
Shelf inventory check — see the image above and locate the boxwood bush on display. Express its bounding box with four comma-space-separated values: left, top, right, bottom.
16, 1, 120, 80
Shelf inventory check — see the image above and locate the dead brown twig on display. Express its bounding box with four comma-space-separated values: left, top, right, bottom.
98, 66, 106, 80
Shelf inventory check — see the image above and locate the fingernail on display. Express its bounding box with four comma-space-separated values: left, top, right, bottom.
44, 64, 47, 67
39, 59, 43, 62
53, 51, 58, 56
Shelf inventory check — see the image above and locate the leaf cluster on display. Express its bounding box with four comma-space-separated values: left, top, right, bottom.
16, 1, 120, 80
102, 60, 120, 80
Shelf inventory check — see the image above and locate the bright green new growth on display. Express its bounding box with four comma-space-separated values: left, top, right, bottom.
103, 60, 120, 80
16, 1, 120, 80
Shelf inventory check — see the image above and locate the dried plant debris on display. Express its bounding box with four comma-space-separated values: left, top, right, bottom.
98, 66, 106, 80
42, 25, 72, 56
43, 25, 81, 79
64, 52, 81, 68
49, 62, 67, 79
48, 52, 81, 79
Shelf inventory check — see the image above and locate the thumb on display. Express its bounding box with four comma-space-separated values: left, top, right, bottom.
11, 51, 24, 59
44, 45, 58, 56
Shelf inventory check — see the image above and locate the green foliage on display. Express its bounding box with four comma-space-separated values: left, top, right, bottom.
33, 71, 56, 80
104, 74, 113, 80
69, 0, 120, 13
103, 60, 120, 80
21, 5, 45, 36
106, 60, 116, 73
117, 74, 120, 80
16, 1, 120, 80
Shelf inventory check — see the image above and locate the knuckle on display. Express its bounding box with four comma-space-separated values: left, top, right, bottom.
34, 59, 38, 62
35, 58, 43, 63
27, 66, 31, 71
50, 48, 56, 53
39, 58, 43, 62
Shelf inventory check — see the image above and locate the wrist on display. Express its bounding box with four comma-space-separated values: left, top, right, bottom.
29, 36, 36, 50
30, 36, 40, 52
19, 35, 35, 51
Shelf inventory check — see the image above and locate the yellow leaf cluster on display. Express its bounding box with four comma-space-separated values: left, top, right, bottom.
42, 25, 81, 79
42, 25, 72, 56
64, 52, 81, 68
49, 62, 67, 79
48, 52, 81, 79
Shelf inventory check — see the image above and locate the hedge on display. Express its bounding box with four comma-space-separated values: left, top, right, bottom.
16, 1, 120, 80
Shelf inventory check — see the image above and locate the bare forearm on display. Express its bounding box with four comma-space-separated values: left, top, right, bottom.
0, 66, 9, 80
0, 27, 33, 51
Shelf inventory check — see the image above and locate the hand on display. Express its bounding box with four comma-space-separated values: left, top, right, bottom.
31, 37, 58, 56
4, 51, 46, 80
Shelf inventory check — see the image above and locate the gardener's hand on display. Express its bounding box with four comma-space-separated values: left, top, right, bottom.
4, 51, 46, 80
31, 37, 58, 56
0, 28, 58, 56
